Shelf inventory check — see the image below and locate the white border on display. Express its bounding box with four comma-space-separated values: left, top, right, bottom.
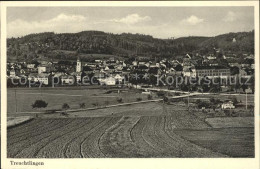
1, 1, 259, 169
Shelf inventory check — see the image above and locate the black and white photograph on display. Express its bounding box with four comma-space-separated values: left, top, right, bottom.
1, 1, 259, 169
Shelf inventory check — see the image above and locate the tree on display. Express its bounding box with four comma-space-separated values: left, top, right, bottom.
230, 66, 239, 75
147, 94, 153, 100
92, 103, 99, 107
117, 97, 123, 103
32, 100, 48, 109
163, 96, 169, 103
79, 103, 86, 109
136, 97, 142, 101
62, 103, 70, 114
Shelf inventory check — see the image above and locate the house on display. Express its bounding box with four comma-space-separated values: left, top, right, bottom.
207, 55, 216, 60
104, 65, 115, 73
38, 64, 51, 74
61, 75, 75, 85
239, 69, 248, 77
182, 67, 196, 77
10, 69, 19, 78
100, 77, 116, 86
27, 64, 35, 69
221, 101, 235, 109
28, 73, 51, 85
132, 61, 138, 66
94, 72, 106, 79
193, 66, 230, 78
113, 74, 124, 83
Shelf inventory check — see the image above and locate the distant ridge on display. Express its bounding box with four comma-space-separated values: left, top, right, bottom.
7, 30, 254, 61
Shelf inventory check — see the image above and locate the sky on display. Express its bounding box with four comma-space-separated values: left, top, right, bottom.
7, 7, 254, 39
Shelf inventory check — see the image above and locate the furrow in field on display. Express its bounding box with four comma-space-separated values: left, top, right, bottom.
33, 119, 89, 158
8, 119, 58, 145
99, 116, 142, 157
7, 119, 56, 138
79, 118, 112, 158
80, 117, 120, 158
141, 116, 166, 154
130, 116, 158, 157
35, 118, 97, 158
63, 117, 105, 158
7, 119, 73, 158
13, 119, 82, 158
64, 118, 106, 158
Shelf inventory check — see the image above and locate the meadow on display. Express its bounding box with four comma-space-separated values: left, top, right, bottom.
7, 87, 151, 115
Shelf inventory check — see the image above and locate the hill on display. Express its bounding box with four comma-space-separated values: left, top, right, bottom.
7, 30, 254, 62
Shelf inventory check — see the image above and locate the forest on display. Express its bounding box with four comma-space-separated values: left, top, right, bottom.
7, 30, 254, 62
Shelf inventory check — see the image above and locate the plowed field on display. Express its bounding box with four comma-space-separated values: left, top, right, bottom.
7, 104, 254, 158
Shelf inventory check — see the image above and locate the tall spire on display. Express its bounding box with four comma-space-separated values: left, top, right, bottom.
76, 56, 82, 72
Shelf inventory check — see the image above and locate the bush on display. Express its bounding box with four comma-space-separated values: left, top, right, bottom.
104, 90, 113, 94
196, 99, 201, 105
79, 103, 85, 109
156, 91, 165, 97
92, 103, 99, 107
224, 109, 231, 116
147, 95, 153, 100
117, 98, 123, 103
60, 112, 68, 116
62, 103, 70, 110
32, 100, 48, 109
136, 97, 142, 101
163, 96, 169, 103
197, 101, 210, 109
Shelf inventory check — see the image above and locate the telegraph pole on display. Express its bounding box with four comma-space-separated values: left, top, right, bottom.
246, 90, 248, 110
15, 89, 17, 113
188, 91, 190, 111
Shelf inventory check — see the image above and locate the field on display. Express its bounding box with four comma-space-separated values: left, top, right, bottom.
7, 87, 152, 115
7, 103, 254, 158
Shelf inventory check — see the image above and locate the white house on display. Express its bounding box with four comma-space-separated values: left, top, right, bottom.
221, 101, 235, 109
27, 64, 35, 69
114, 74, 124, 82
10, 69, 18, 78
103, 77, 116, 86
38, 65, 51, 74
61, 75, 75, 85
28, 73, 51, 85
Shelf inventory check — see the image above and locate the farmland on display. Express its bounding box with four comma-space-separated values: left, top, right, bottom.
7, 87, 152, 115
7, 102, 254, 158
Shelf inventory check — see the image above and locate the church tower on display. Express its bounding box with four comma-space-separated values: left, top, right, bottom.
76, 57, 82, 72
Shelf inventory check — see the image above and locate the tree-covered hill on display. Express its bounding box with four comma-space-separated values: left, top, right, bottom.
7, 30, 254, 62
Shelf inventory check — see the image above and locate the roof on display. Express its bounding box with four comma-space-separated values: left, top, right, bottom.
29, 73, 50, 78
108, 65, 115, 69
195, 65, 229, 70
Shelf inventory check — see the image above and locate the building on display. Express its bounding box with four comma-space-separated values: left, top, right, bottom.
76, 57, 82, 72
61, 75, 75, 85
71, 72, 83, 82
27, 64, 36, 69
193, 66, 230, 78
38, 65, 51, 74
10, 69, 19, 78
99, 76, 116, 86
113, 74, 124, 83
28, 73, 51, 85
221, 101, 235, 109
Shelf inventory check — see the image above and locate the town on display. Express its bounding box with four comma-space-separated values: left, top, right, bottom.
7, 48, 254, 91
